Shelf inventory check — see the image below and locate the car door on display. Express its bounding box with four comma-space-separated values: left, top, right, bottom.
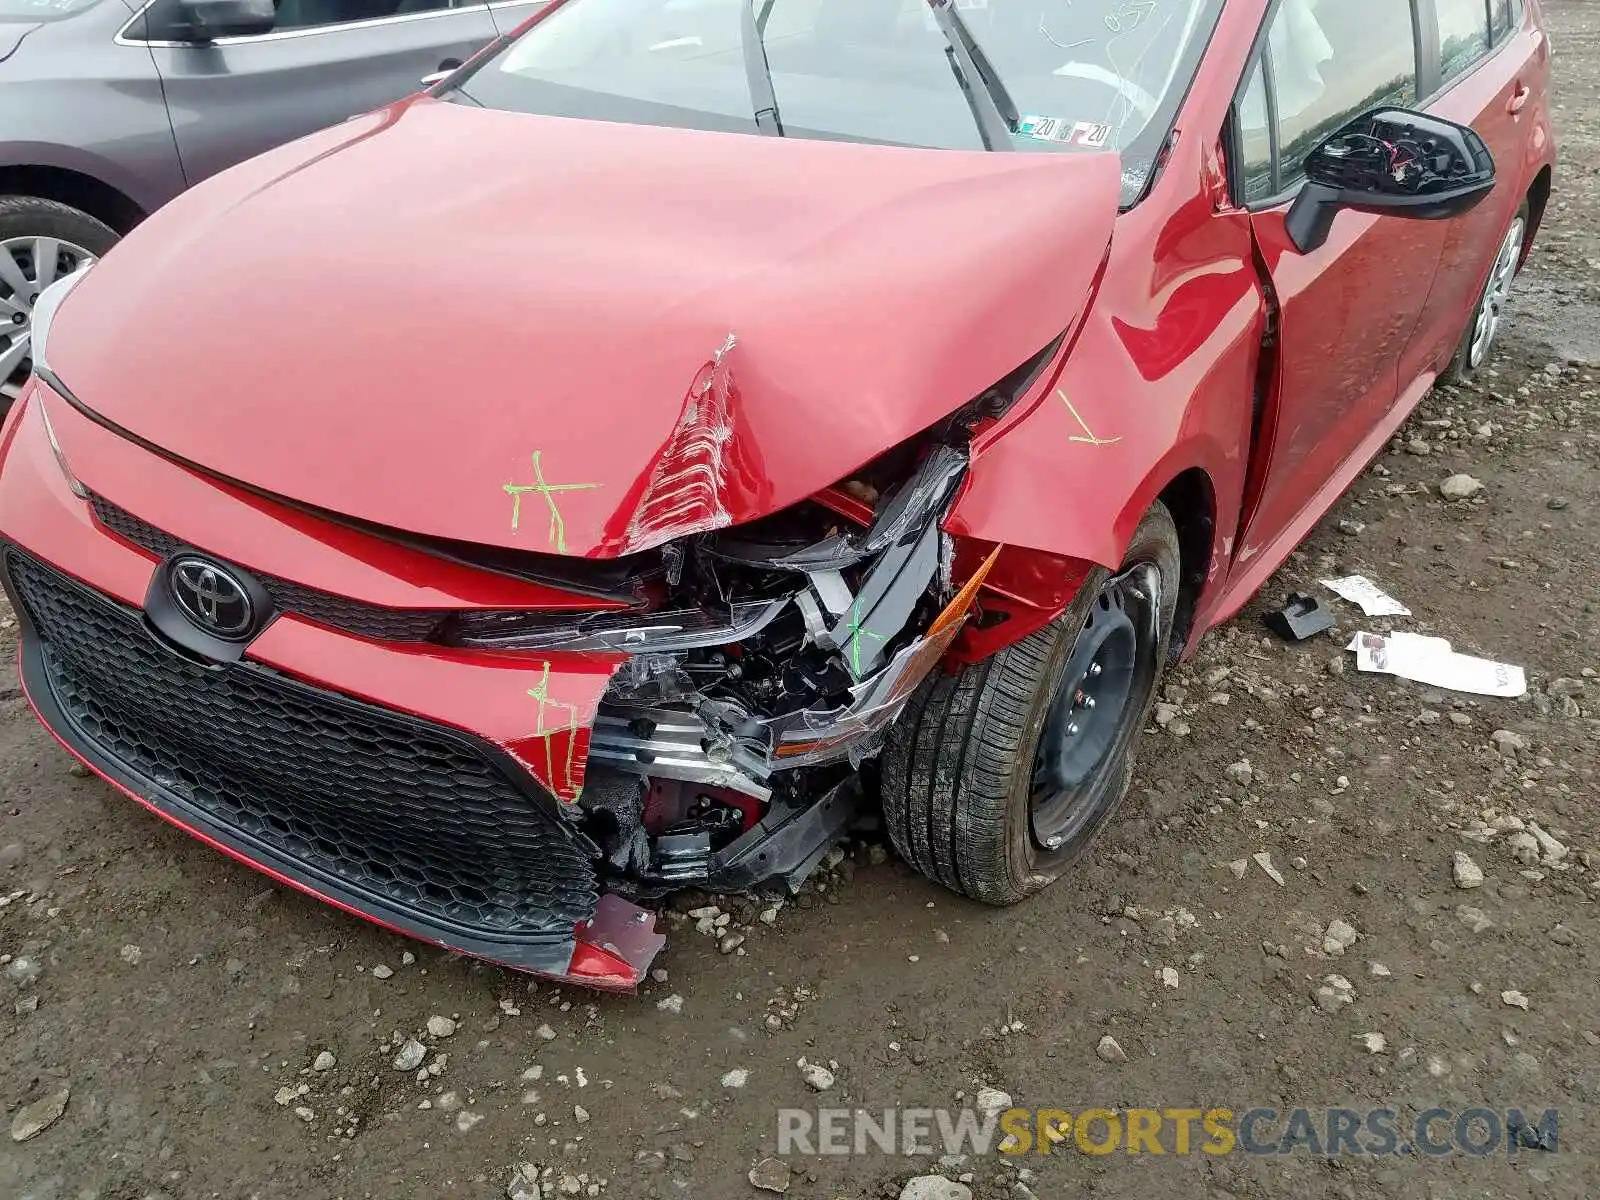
1401, 0, 1547, 381
1230, 0, 1451, 564
126, 0, 499, 188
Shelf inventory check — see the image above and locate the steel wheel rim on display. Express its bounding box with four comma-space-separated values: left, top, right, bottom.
0, 235, 98, 400
1468, 216, 1526, 371
1029, 563, 1161, 852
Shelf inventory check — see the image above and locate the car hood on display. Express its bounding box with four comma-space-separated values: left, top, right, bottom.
49, 98, 1122, 558
0, 20, 39, 61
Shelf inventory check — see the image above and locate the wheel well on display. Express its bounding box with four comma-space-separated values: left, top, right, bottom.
1524, 166, 1554, 258
0, 167, 146, 235
1156, 468, 1215, 661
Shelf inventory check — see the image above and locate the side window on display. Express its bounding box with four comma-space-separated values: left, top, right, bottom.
271, 0, 452, 32
1273, 0, 1418, 186
1233, 0, 1419, 203
1435, 0, 1492, 83
1490, 0, 1514, 43
1237, 59, 1275, 204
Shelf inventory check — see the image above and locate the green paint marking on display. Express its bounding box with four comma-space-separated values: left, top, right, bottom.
526, 663, 584, 801
845, 598, 889, 678
504, 451, 600, 554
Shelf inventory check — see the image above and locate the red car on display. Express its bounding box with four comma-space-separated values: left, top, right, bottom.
0, 0, 1554, 988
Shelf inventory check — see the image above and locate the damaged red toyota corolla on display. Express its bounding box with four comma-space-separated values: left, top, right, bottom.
0, 0, 1554, 988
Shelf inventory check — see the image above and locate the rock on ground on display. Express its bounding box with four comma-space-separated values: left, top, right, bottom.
900, 1178, 973, 1200
749, 1158, 791, 1193
1452, 851, 1485, 889
10, 1087, 70, 1142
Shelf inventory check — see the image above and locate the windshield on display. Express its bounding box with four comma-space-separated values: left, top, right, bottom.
0, 0, 105, 21
451, 0, 1224, 205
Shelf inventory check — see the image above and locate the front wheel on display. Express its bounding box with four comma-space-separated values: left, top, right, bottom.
881, 503, 1181, 905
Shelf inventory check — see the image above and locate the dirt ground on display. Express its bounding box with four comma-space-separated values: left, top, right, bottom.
5, 6, 1600, 1198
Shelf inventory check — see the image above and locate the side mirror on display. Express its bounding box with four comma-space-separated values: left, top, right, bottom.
172, 0, 277, 39
1285, 108, 1496, 254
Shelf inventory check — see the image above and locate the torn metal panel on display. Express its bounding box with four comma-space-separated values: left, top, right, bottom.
620, 333, 741, 555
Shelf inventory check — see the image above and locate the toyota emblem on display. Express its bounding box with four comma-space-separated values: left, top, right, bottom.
169, 556, 256, 640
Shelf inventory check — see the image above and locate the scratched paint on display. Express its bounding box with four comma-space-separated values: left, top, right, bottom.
1057, 389, 1122, 447
503, 450, 600, 554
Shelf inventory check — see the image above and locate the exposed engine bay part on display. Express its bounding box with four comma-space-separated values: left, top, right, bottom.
708, 443, 967, 573
583, 442, 995, 793
570, 434, 1007, 897
577, 767, 863, 898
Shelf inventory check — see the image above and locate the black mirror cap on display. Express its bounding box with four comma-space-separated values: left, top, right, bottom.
1285, 107, 1497, 254
173, 0, 277, 39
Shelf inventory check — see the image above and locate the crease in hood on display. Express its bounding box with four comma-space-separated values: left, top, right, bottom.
48, 98, 1124, 558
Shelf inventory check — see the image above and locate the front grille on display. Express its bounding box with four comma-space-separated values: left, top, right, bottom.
88, 494, 450, 643
9, 549, 596, 937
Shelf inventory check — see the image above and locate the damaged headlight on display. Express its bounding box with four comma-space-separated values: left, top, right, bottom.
708, 443, 967, 574
442, 597, 788, 653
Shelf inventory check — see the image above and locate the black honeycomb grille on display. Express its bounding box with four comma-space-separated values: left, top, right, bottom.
9, 550, 596, 936
88, 494, 450, 643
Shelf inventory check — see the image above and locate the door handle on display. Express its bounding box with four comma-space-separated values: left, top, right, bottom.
1508, 84, 1531, 115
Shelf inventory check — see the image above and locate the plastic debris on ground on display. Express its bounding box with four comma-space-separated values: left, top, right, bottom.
1321, 575, 1412, 618
1346, 632, 1526, 698
1263, 593, 1335, 641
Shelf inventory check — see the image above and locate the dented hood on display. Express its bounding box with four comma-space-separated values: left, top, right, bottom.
49, 99, 1121, 558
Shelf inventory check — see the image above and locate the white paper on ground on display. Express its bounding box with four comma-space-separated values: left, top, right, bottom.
1346, 631, 1527, 698
1322, 576, 1412, 617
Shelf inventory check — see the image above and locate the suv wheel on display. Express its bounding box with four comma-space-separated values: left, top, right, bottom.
0, 197, 119, 401
881, 503, 1181, 905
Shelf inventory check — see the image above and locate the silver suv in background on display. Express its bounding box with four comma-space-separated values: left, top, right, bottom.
0, 0, 541, 400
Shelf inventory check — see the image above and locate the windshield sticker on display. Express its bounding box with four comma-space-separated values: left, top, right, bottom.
1017, 116, 1113, 148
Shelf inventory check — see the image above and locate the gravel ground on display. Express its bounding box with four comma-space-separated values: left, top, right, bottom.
4, 6, 1599, 1198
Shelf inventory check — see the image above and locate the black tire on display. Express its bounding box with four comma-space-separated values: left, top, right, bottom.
881, 504, 1181, 905
1439, 200, 1530, 386
0, 196, 120, 396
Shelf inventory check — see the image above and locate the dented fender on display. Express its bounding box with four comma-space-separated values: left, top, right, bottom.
947, 190, 1269, 651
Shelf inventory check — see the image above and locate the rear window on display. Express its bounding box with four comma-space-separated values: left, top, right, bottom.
450, 0, 1226, 206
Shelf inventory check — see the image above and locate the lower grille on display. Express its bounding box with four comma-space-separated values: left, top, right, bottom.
8, 549, 596, 938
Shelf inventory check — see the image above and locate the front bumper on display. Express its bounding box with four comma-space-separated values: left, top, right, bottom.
0, 385, 664, 988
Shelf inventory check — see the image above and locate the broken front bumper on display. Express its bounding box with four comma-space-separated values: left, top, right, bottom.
0, 389, 664, 988
7, 547, 664, 988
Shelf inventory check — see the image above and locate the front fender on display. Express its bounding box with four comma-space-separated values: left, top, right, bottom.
946, 198, 1268, 638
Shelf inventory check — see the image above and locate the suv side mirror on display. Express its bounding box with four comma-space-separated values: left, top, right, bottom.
1285, 108, 1496, 254
170, 0, 277, 40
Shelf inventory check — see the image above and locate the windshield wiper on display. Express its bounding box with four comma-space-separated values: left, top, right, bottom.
741, 0, 784, 137
925, 0, 1018, 152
